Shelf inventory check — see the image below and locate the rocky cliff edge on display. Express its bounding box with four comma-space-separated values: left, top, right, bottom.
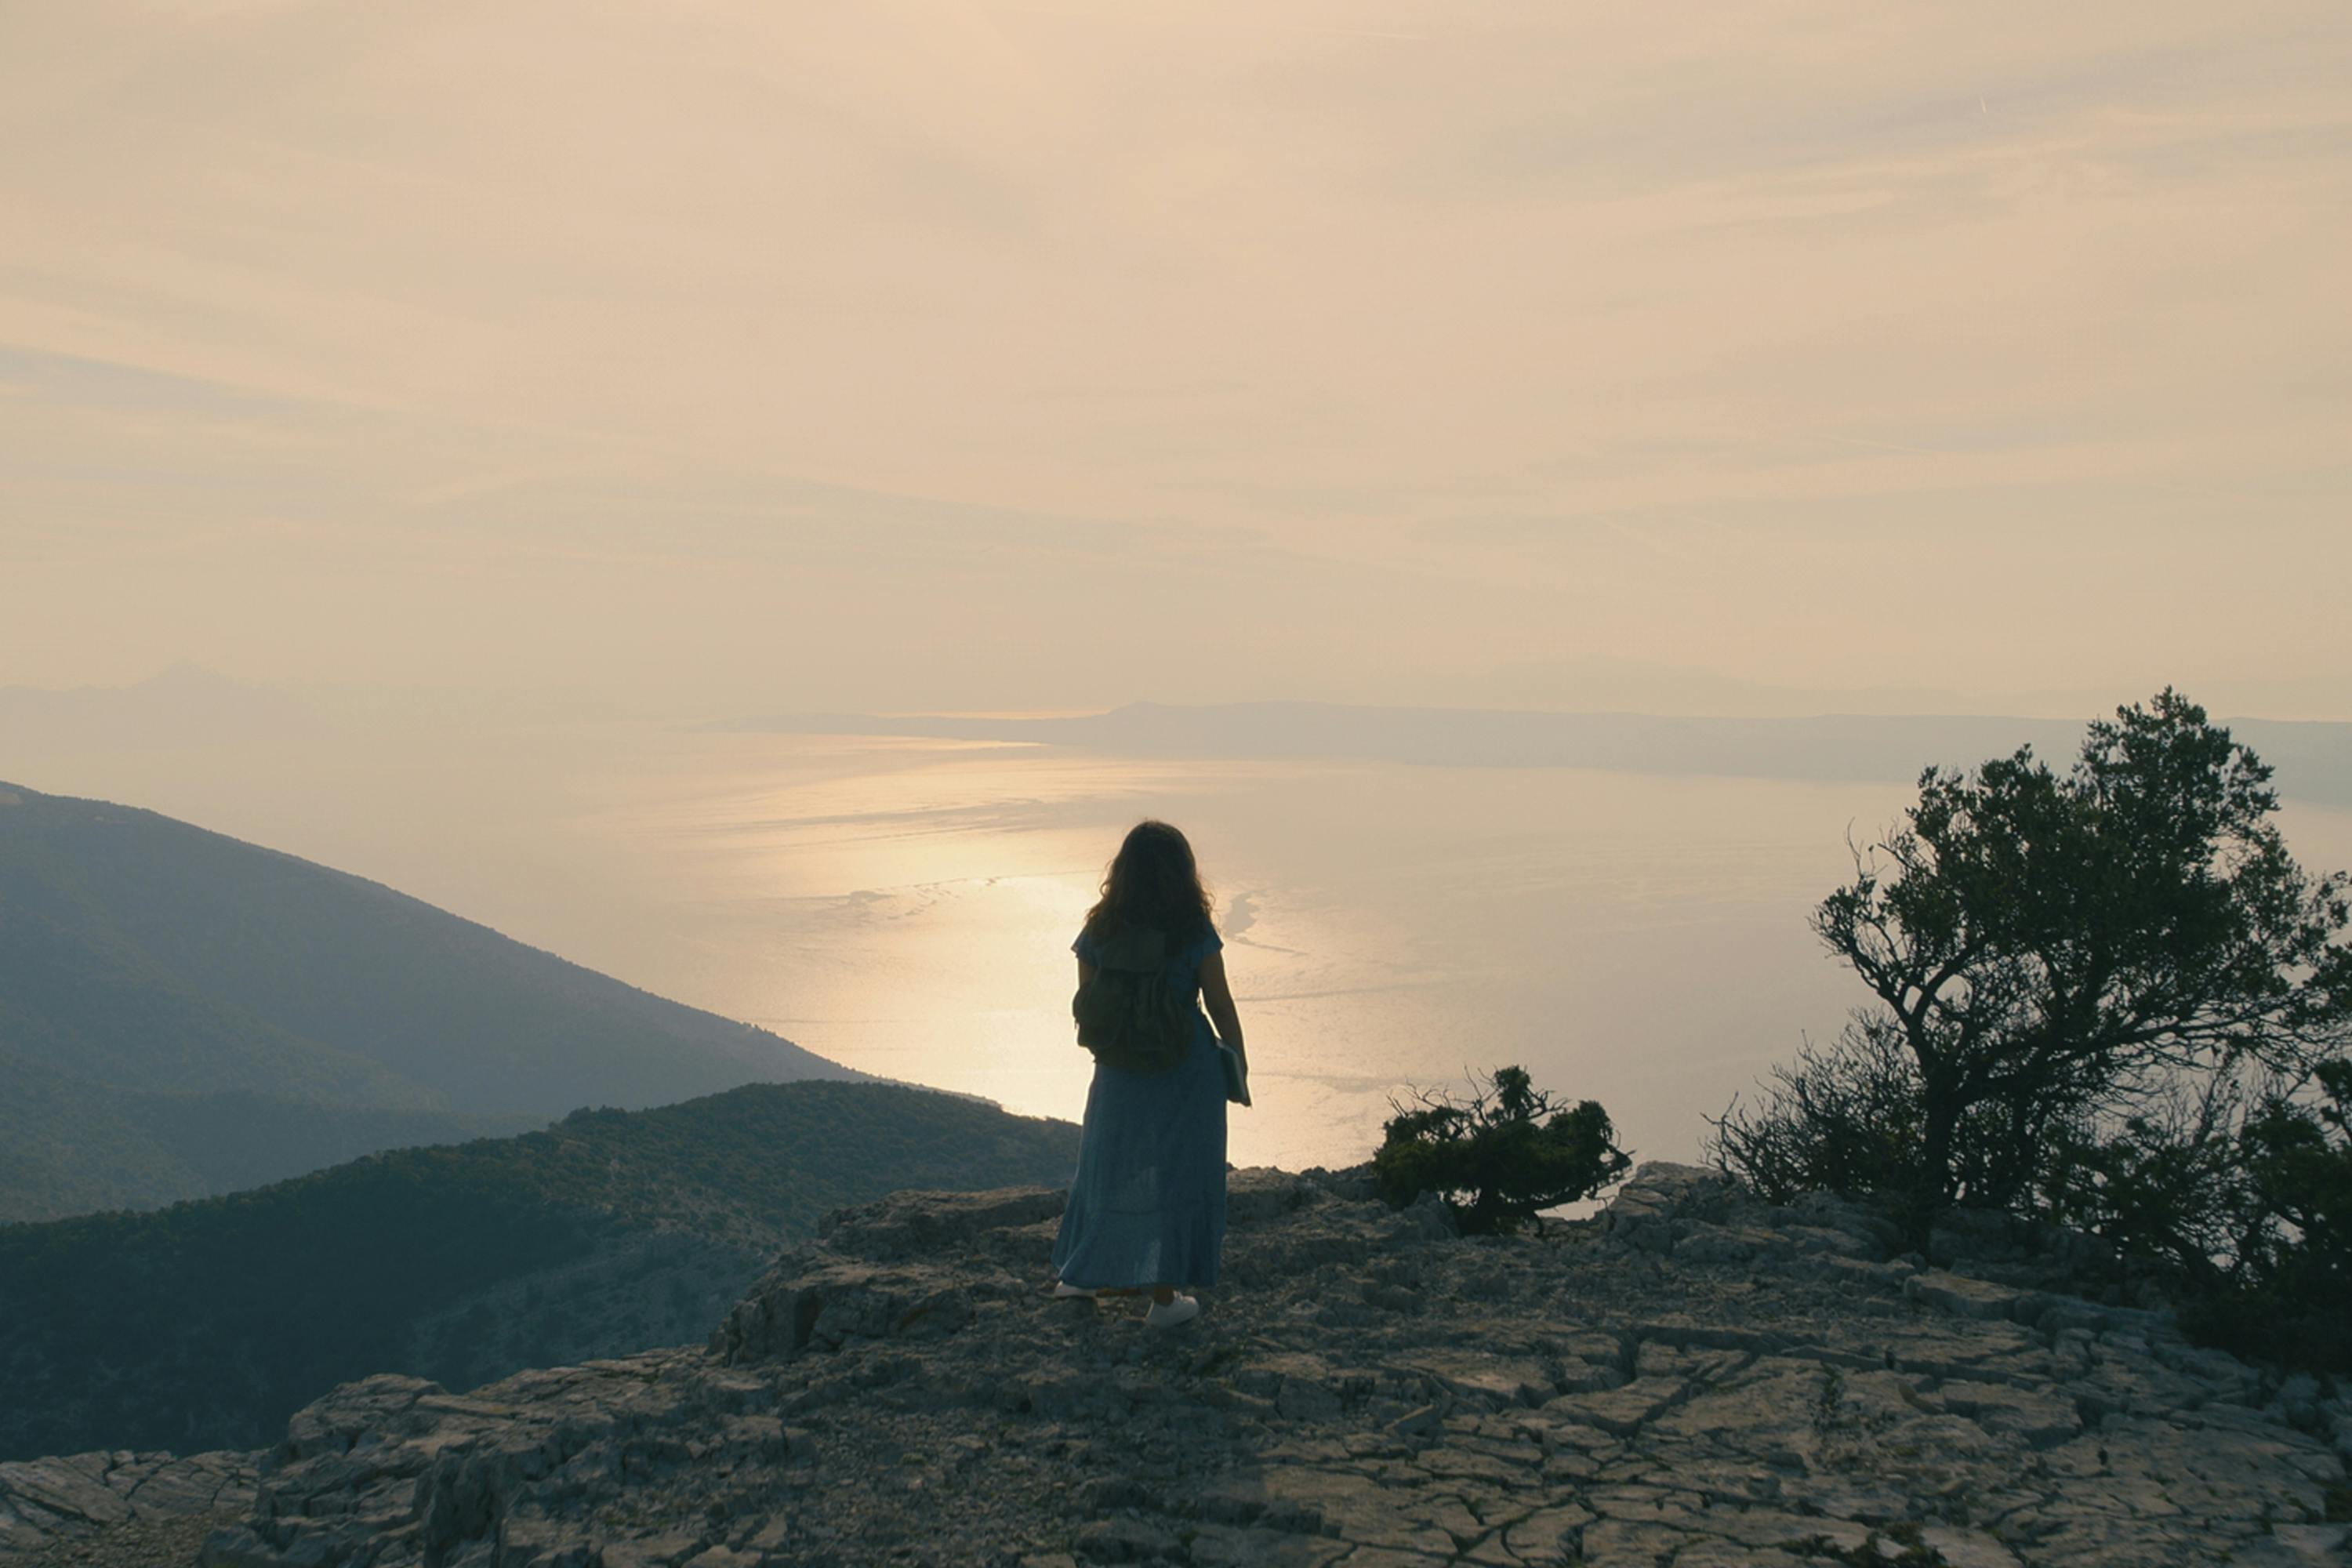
8, 1164, 2350, 1568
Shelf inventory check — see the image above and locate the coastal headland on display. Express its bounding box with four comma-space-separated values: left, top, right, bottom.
5, 1164, 2347, 1567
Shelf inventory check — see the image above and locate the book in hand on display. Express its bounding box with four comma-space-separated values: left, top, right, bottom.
1217, 1040, 1251, 1107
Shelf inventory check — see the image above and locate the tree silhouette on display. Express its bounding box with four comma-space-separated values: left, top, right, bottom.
1715, 689, 2351, 1243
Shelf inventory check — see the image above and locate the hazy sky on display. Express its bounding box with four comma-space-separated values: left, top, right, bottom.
4, 2, 2347, 719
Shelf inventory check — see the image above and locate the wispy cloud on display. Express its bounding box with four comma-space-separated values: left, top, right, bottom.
0, 1, 2345, 717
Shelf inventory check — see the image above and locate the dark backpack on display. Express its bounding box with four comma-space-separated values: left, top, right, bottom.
1072, 924, 1193, 1075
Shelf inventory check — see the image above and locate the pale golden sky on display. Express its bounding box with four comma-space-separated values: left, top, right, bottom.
3, 1, 2347, 717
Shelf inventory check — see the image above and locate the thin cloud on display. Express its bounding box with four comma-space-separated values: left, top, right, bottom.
0, 1, 2345, 715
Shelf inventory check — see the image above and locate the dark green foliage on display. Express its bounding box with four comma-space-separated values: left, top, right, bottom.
1708, 1022, 1926, 1209
2167, 1062, 2352, 1371
1711, 691, 2351, 1242
0, 1080, 1079, 1460
1374, 1065, 1630, 1234
1708, 691, 2352, 1369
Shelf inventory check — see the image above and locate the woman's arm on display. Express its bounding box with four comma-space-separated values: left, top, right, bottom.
1198, 949, 1245, 1062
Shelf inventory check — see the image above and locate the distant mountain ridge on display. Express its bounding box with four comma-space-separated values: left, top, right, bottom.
0, 780, 858, 1221
0, 1079, 1081, 1461
712, 702, 2352, 806
0, 664, 323, 750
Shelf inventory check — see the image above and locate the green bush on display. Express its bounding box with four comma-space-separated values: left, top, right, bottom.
1706, 1020, 1926, 1208
1708, 690, 2352, 1370
1713, 691, 2350, 1243
1374, 1065, 1631, 1234
2176, 1062, 2352, 1371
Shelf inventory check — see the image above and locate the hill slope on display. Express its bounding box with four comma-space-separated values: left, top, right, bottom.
0, 1080, 1079, 1460
0, 1044, 539, 1222
0, 779, 859, 1218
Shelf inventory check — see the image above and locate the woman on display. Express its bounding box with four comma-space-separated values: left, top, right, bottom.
1050, 819, 1246, 1327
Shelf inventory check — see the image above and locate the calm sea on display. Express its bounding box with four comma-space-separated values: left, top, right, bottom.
25, 725, 2352, 1174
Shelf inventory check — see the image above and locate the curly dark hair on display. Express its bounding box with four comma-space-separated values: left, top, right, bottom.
1083, 820, 1215, 944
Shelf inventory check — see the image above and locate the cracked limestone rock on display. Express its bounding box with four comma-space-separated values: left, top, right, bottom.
0, 1450, 256, 1562
7, 1165, 2349, 1568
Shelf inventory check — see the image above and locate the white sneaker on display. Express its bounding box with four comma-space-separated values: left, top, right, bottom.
1051, 1280, 1095, 1299
1143, 1294, 1200, 1328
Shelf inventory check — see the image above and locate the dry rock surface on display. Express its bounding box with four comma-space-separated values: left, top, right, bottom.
0, 1450, 255, 1567
10, 1165, 2352, 1567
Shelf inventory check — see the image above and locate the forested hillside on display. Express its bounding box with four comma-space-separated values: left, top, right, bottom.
0, 1046, 539, 1222
0, 1080, 1079, 1460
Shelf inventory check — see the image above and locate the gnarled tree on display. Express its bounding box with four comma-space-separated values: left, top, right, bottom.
1713, 689, 2351, 1243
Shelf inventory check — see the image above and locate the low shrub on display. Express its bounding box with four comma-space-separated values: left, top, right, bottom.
1706, 1019, 1926, 1214
2175, 1062, 2352, 1372
1373, 1065, 1631, 1235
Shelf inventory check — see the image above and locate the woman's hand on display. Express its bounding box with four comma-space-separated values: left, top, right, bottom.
1199, 949, 1245, 1063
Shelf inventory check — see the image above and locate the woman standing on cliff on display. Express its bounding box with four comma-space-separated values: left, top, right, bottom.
1050, 820, 1247, 1327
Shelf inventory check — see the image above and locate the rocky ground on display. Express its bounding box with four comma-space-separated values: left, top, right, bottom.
0, 1452, 254, 1568
5, 1164, 2349, 1567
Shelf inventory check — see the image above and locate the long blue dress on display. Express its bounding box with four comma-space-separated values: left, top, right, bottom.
1050, 924, 1229, 1290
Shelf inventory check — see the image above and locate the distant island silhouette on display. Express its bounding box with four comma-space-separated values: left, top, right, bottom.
709, 701, 2352, 808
